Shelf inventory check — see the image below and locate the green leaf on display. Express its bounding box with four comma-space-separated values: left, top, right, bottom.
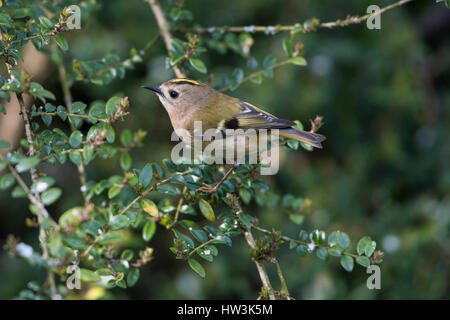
63, 235, 87, 250
316, 248, 328, 261
212, 235, 232, 246
289, 56, 307, 66
54, 35, 69, 53
142, 220, 156, 241
57, 105, 67, 121
328, 231, 350, 249
72, 101, 87, 114
337, 232, 351, 249
69, 151, 82, 166
187, 258, 206, 278
104, 124, 115, 143
69, 130, 83, 148
356, 256, 371, 268
0, 103, 5, 115
0, 173, 14, 190
0, 140, 11, 149
31, 177, 55, 194
98, 232, 121, 245
299, 230, 309, 241
120, 152, 132, 171
289, 241, 298, 249
328, 248, 342, 257
199, 199, 215, 221
189, 58, 207, 74
109, 215, 130, 231
41, 114, 52, 127
296, 245, 308, 256
80, 269, 101, 282
16, 157, 40, 173
239, 188, 251, 204
41, 188, 62, 205
140, 198, 159, 217
127, 268, 140, 287
357, 236, 376, 257
121, 249, 134, 261
59, 207, 84, 228
190, 229, 208, 243
156, 184, 180, 195
238, 213, 254, 230
289, 214, 304, 225
108, 185, 122, 199
0, 90, 10, 101
120, 129, 133, 147
11, 185, 27, 198
139, 163, 153, 188
282, 37, 294, 57
340, 255, 354, 272
263, 55, 276, 69
312, 229, 326, 244
38, 16, 54, 29
105, 96, 121, 117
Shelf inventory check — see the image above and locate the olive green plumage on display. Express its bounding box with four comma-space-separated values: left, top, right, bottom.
143, 78, 326, 148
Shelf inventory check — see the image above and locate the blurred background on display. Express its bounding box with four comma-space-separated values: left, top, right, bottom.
0, 0, 449, 299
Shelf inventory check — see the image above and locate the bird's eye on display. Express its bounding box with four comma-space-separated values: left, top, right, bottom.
169, 90, 179, 99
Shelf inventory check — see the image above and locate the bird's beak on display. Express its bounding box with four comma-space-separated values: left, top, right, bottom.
142, 86, 162, 95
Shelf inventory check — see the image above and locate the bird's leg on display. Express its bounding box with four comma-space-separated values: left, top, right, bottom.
197, 165, 236, 194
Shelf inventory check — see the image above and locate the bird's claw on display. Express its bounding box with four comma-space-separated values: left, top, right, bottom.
197, 183, 218, 194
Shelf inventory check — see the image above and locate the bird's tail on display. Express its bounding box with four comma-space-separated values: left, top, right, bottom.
279, 128, 326, 149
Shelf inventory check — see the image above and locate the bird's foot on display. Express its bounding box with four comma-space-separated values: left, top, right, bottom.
197, 183, 219, 194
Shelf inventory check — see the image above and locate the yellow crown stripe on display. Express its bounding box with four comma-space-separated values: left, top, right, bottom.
170, 78, 200, 85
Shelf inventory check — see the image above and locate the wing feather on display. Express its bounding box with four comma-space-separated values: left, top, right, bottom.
231, 102, 295, 129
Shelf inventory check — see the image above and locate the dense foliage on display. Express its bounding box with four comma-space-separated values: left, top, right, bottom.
0, 0, 448, 299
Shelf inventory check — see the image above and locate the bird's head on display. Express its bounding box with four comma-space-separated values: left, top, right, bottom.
142, 78, 214, 115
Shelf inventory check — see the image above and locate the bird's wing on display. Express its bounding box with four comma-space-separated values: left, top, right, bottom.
227, 101, 295, 130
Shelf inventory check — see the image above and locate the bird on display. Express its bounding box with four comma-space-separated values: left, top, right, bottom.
143, 78, 326, 194
142, 78, 326, 148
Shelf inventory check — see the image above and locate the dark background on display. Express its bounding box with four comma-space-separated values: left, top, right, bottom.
0, 0, 449, 299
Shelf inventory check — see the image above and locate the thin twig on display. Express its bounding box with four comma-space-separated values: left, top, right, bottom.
272, 258, 291, 300
57, 59, 90, 207
226, 196, 276, 300
188, 238, 216, 257
180, 0, 414, 34
118, 169, 192, 216
33, 111, 114, 123
244, 230, 277, 300
167, 186, 187, 229
148, 0, 186, 78
219, 59, 292, 92
1, 156, 58, 299
4, 61, 58, 300
252, 225, 359, 259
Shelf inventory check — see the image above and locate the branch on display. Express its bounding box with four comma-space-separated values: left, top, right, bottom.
219, 58, 292, 92
148, 0, 186, 78
167, 186, 187, 229
56, 57, 90, 207
180, 0, 414, 34
32, 111, 115, 123
0, 155, 58, 299
118, 169, 192, 216
252, 225, 359, 259
226, 196, 276, 300
4, 62, 58, 300
272, 258, 291, 300
244, 230, 277, 300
